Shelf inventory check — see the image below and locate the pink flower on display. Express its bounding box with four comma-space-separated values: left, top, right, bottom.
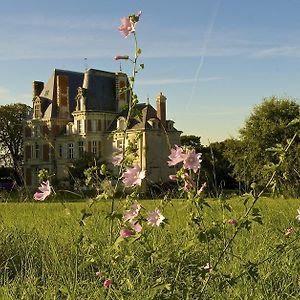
147, 209, 165, 227
118, 11, 142, 38
285, 227, 294, 237
118, 17, 134, 37
96, 271, 104, 277
112, 152, 123, 166
103, 279, 113, 288
130, 220, 142, 233
120, 228, 133, 238
122, 165, 146, 187
228, 219, 237, 225
169, 174, 177, 181
296, 208, 300, 221
123, 201, 141, 222
168, 145, 185, 166
136, 10, 142, 17
34, 180, 51, 201
182, 149, 202, 173
114, 55, 129, 60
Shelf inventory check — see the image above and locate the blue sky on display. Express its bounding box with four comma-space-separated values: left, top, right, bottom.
1, 0, 300, 144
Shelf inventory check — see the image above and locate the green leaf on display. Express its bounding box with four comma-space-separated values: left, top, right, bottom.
240, 219, 252, 231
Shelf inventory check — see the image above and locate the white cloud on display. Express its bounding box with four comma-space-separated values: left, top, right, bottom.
252, 46, 300, 58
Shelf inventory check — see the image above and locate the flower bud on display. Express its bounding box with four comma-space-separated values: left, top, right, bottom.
114, 55, 129, 60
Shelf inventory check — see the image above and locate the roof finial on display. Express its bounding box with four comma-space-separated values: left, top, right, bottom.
119, 62, 122, 72
146, 95, 150, 105
84, 58, 88, 71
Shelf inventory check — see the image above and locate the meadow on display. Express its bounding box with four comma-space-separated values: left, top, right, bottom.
0, 197, 299, 300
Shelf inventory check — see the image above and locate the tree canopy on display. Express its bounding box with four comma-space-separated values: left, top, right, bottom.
0, 103, 31, 181
225, 96, 300, 196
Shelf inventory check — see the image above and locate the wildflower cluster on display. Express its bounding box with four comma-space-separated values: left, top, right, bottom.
30, 10, 300, 298
168, 145, 203, 193
120, 201, 165, 238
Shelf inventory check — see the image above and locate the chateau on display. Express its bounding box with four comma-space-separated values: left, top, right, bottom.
23, 68, 181, 187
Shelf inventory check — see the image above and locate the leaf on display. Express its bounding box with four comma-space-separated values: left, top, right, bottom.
240, 219, 252, 231
287, 117, 300, 127
81, 209, 92, 220
136, 48, 142, 55
252, 208, 263, 225
244, 261, 259, 282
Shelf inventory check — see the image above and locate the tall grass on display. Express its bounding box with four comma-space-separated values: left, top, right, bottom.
0, 198, 299, 299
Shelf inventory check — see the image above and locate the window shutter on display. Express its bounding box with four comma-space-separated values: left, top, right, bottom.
25, 168, 32, 186
97, 120, 102, 131
98, 141, 102, 157
43, 144, 49, 162
88, 141, 91, 153
87, 120, 92, 132
25, 127, 32, 137
25, 145, 32, 161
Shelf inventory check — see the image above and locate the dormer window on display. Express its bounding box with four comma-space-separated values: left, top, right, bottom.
167, 120, 174, 131
66, 122, 73, 135
117, 117, 126, 131
148, 118, 159, 129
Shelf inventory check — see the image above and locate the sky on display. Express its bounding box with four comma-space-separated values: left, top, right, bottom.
1, 0, 300, 144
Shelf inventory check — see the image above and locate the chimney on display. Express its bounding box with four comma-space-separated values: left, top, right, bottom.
156, 92, 167, 127
57, 75, 69, 118
32, 81, 44, 98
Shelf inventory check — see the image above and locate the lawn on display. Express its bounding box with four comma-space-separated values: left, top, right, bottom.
0, 197, 300, 299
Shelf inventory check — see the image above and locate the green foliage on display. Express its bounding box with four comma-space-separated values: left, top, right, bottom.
180, 135, 203, 153
225, 96, 300, 197
0, 103, 31, 179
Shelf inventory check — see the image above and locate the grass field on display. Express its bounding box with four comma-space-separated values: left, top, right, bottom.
0, 197, 300, 299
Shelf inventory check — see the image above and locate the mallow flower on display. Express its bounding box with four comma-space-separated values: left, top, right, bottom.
147, 209, 165, 227
182, 149, 202, 173
103, 279, 113, 288
123, 201, 141, 222
118, 11, 141, 38
167, 145, 185, 166
122, 165, 146, 187
120, 228, 133, 238
114, 55, 129, 60
34, 180, 51, 201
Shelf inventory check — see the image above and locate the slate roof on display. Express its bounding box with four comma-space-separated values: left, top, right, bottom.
38, 68, 126, 119
40, 69, 84, 119
83, 69, 117, 112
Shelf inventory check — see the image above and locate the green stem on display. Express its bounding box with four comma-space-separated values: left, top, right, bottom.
109, 31, 141, 245
199, 131, 298, 296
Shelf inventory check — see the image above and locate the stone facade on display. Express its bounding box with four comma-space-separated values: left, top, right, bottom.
23, 68, 181, 187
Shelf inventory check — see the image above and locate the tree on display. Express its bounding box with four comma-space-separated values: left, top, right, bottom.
0, 103, 31, 182
201, 141, 238, 197
180, 135, 203, 154
225, 96, 300, 197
